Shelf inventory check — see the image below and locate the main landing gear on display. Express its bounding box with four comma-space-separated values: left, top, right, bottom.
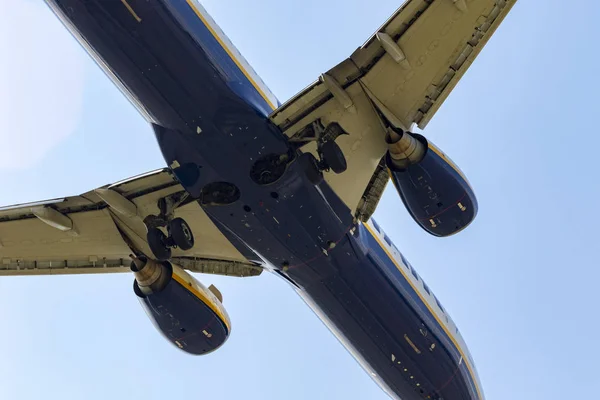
289, 120, 349, 185
144, 192, 195, 261
299, 139, 347, 185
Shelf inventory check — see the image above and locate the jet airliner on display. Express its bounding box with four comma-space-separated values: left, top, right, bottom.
0, 1, 517, 399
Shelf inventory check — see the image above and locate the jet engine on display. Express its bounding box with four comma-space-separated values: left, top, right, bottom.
131, 256, 231, 355
385, 128, 478, 237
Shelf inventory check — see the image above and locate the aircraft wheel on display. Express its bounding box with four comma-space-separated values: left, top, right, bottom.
298, 152, 323, 185
170, 217, 195, 251
321, 141, 347, 174
147, 228, 172, 261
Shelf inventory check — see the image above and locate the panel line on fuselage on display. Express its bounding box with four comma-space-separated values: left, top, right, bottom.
183, 0, 278, 112
362, 222, 483, 400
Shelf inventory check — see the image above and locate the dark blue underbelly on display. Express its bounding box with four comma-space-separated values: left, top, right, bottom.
279, 224, 478, 400
44, 1, 481, 398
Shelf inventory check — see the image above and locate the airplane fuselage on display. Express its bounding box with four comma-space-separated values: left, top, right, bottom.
44, 1, 484, 399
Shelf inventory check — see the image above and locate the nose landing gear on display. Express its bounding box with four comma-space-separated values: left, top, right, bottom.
144, 192, 195, 261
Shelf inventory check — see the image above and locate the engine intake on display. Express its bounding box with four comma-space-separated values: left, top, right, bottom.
385, 131, 478, 237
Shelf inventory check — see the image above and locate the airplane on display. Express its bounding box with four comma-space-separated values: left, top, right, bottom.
0, 0, 517, 399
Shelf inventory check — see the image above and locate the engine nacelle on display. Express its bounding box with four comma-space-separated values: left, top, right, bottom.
385, 130, 478, 237
132, 257, 231, 355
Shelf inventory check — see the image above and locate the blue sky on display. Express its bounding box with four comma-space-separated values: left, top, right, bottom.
1, 0, 598, 399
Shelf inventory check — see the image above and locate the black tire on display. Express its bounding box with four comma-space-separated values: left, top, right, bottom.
170, 217, 195, 251
147, 228, 172, 261
298, 152, 323, 185
321, 141, 347, 174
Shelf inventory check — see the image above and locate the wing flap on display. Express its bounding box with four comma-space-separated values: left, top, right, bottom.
272, 0, 516, 132
359, 0, 516, 128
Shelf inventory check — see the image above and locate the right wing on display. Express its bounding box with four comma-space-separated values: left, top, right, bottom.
0, 169, 261, 277
270, 0, 516, 220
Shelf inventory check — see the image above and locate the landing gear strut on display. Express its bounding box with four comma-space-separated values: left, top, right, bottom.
144, 192, 195, 261
298, 152, 323, 185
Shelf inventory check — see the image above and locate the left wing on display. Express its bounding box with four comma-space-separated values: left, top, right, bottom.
0, 169, 261, 277
270, 0, 516, 220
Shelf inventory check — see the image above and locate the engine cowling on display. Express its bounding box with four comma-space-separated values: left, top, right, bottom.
132, 257, 231, 355
385, 129, 478, 237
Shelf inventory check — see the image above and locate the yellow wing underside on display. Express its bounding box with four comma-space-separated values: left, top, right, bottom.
270, 0, 516, 220
0, 169, 261, 277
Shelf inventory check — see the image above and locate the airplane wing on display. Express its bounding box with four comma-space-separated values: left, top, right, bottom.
0, 169, 261, 277
270, 0, 516, 221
